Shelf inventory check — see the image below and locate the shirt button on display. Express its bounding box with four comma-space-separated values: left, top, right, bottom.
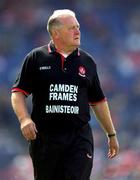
64, 68, 67, 71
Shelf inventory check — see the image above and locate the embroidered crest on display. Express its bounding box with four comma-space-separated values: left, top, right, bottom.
78, 66, 86, 77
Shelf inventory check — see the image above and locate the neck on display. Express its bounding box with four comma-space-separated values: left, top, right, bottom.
52, 40, 78, 55
56, 46, 77, 55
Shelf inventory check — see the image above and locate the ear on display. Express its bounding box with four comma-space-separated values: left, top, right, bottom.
52, 29, 60, 39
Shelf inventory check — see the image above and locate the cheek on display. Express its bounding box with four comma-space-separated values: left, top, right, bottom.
64, 33, 73, 41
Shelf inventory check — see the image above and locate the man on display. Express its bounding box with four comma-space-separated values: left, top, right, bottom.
11, 9, 119, 180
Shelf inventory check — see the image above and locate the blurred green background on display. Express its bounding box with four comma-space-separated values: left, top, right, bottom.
0, 0, 140, 179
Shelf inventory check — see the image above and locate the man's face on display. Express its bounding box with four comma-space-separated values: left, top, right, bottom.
56, 16, 81, 48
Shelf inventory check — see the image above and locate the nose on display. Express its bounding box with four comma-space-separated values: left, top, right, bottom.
75, 27, 80, 35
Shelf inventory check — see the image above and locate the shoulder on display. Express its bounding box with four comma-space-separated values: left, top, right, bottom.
23, 45, 49, 63
28, 45, 49, 57
79, 48, 97, 67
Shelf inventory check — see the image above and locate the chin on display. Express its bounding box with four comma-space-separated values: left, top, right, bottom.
73, 44, 80, 49
75, 42, 80, 46
77, 43, 80, 47
73, 39, 80, 46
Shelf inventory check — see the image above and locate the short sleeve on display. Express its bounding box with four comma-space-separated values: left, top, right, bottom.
88, 65, 106, 105
12, 52, 36, 95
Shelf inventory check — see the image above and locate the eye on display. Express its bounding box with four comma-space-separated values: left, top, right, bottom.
77, 25, 80, 29
70, 25, 80, 30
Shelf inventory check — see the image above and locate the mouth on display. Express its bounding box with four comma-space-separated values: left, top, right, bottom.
74, 37, 80, 40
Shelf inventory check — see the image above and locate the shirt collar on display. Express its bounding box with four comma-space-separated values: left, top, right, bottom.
47, 41, 80, 57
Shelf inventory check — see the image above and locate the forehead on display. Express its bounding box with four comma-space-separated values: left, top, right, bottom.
58, 15, 79, 26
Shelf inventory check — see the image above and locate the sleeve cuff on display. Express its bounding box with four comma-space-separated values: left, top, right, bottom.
89, 97, 107, 106
11, 87, 30, 96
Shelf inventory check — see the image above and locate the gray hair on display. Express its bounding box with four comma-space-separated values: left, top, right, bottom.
47, 9, 76, 36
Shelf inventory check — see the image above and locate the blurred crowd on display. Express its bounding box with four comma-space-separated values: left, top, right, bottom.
0, 0, 140, 179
